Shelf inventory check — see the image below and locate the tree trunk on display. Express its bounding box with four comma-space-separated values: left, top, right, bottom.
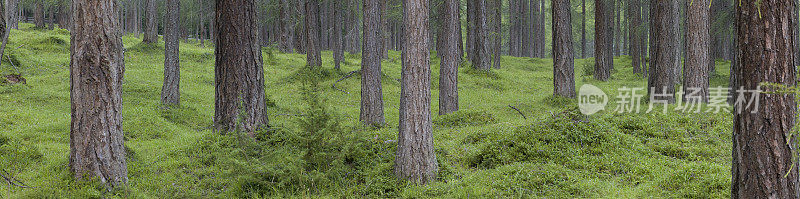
594, 0, 613, 81
69, 0, 128, 187
520, 0, 532, 57
162, 0, 180, 106
581, 0, 586, 58
508, 0, 520, 57
305, 0, 322, 67
629, 0, 642, 74
142, 0, 158, 43
553, 0, 576, 98
647, 0, 679, 103
396, 0, 438, 185
531, 0, 540, 57
279, 0, 294, 53
6, 0, 17, 29
439, 0, 460, 115
46, 4, 54, 29
684, 0, 709, 103
470, 0, 490, 70
536, 0, 546, 57
361, 0, 386, 126
34, 0, 44, 28
490, 0, 501, 69
380, 0, 389, 59
199, 0, 205, 47
333, 0, 343, 70
732, 0, 799, 198
214, 0, 269, 137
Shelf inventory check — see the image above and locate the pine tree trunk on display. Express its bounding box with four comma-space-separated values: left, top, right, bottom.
647, 0, 679, 103
162, 0, 180, 106
69, 0, 128, 187
581, 0, 586, 58
732, 1, 799, 198
142, 0, 158, 43
361, 0, 386, 126
214, 0, 269, 137
508, 0, 519, 56
470, 0, 491, 70
333, 0, 343, 70
520, 0, 532, 57
439, 0, 460, 115
46, 5, 54, 29
380, 0, 389, 59
629, 0, 642, 74
397, 0, 438, 185
535, 0, 546, 57
684, 0, 709, 103
466, 0, 474, 60
491, 0, 501, 69
553, 0, 575, 98
531, 0, 540, 57
6, 0, 17, 29
305, 0, 322, 67
34, 0, 44, 28
279, 0, 293, 53
594, 0, 613, 81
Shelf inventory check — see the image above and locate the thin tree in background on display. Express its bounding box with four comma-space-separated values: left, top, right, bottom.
7, 0, 17, 29
142, 0, 158, 43
214, 0, 269, 137
396, 0, 438, 184
305, 0, 322, 67
684, 0, 709, 103
333, 0, 343, 70
509, 0, 520, 56
69, 0, 128, 187
628, 0, 642, 74
162, 0, 180, 106
535, 0, 545, 57
732, 0, 799, 197
521, 0, 532, 57
470, 0, 490, 70
648, 0, 679, 103
279, 0, 293, 53
553, 0, 575, 98
34, 0, 44, 28
581, 0, 586, 58
361, 0, 385, 126
594, 0, 613, 81
490, 0, 501, 69
531, 0, 541, 58
439, 0, 460, 115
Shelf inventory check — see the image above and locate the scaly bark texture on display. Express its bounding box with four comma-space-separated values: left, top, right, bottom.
279, 0, 294, 53
594, 0, 613, 81
69, 0, 128, 187
396, 0, 438, 184
490, 0, 501, 69
521, 0, 532, 57
305, 0, 322, 67
333, 0, 343, 70
439, 0, 460, 115
214, 0, 269, 137
647, 0, 679, 103
684, 0, 709, 103
361, 0, 385, 126
628, 0, 642, 74
6, 0, 17, 29
470, 0, 491, 70
143, 0, 158, 43
535, 0, 546, 57
509, 0, 520, 56
732, 0, 799, 198
162, 0, 181, 106
553, 0, 575, 98
34, 0, 44, 28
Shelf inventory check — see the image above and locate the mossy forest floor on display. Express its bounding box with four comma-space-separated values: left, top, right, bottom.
1, 24, 733, 198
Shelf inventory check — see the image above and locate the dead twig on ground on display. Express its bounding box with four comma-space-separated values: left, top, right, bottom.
508, 105, 527, 120
332, 70, 359, 94
0, 169, 36, 189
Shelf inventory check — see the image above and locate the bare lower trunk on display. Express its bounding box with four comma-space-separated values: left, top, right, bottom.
647, 0, 679, 103
162, 0, 181, 106
732, 1, 799, 198
333, 0, 343, 70
69, 0, 128, 188
396, 0, 438, 185
439, 0, 460, 115
470, 0, 490, 70
594, 0, 613, 81
143, 0, 158, 43
305, 0, 322, 67
684, 0, 709, 103
361, 0, 385, 126
553, 0, 575, 98
214, 0, 269, 137
279, 0, 294, 53
34, 0, 44, 28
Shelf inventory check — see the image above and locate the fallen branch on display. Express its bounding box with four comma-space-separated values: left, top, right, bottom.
332, 70, 359, 94
508, 105, 527, 120
0, 169, 36, 189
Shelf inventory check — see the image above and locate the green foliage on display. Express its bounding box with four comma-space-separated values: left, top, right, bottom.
433, 110, 497, 127
581, 58, 596, 76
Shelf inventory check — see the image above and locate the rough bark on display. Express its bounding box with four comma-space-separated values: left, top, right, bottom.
509, 0, 520, 56
214, 0, 269, 137
732, 0, 799, 198
279, 0, 294, 53
647, 0, 679, 103
490, 0, 501, 69
360, 0, 386, 126
333, 0, 343, 70
34, 0, 44, 28
69, 0, 128, 187
162, 0, 180, 106
439, 0, 460, 115
470, 0, 491, 70
305, 0, 322, 67
521, 0, 532, 57
396, 0, 438, 185
46, 4, 54, 29
581, 0, 586, 58
531, 0, 541, 57
535, 0, 546, 57
142, 0, 158, 43
684, 0, 709, 103
594, 0, 613, 81
629, 0, 642, 74
6, 0, 17, 29
553, 0, 575, 98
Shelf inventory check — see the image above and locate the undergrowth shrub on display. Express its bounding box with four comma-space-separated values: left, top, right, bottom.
433, 110, 496, 128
